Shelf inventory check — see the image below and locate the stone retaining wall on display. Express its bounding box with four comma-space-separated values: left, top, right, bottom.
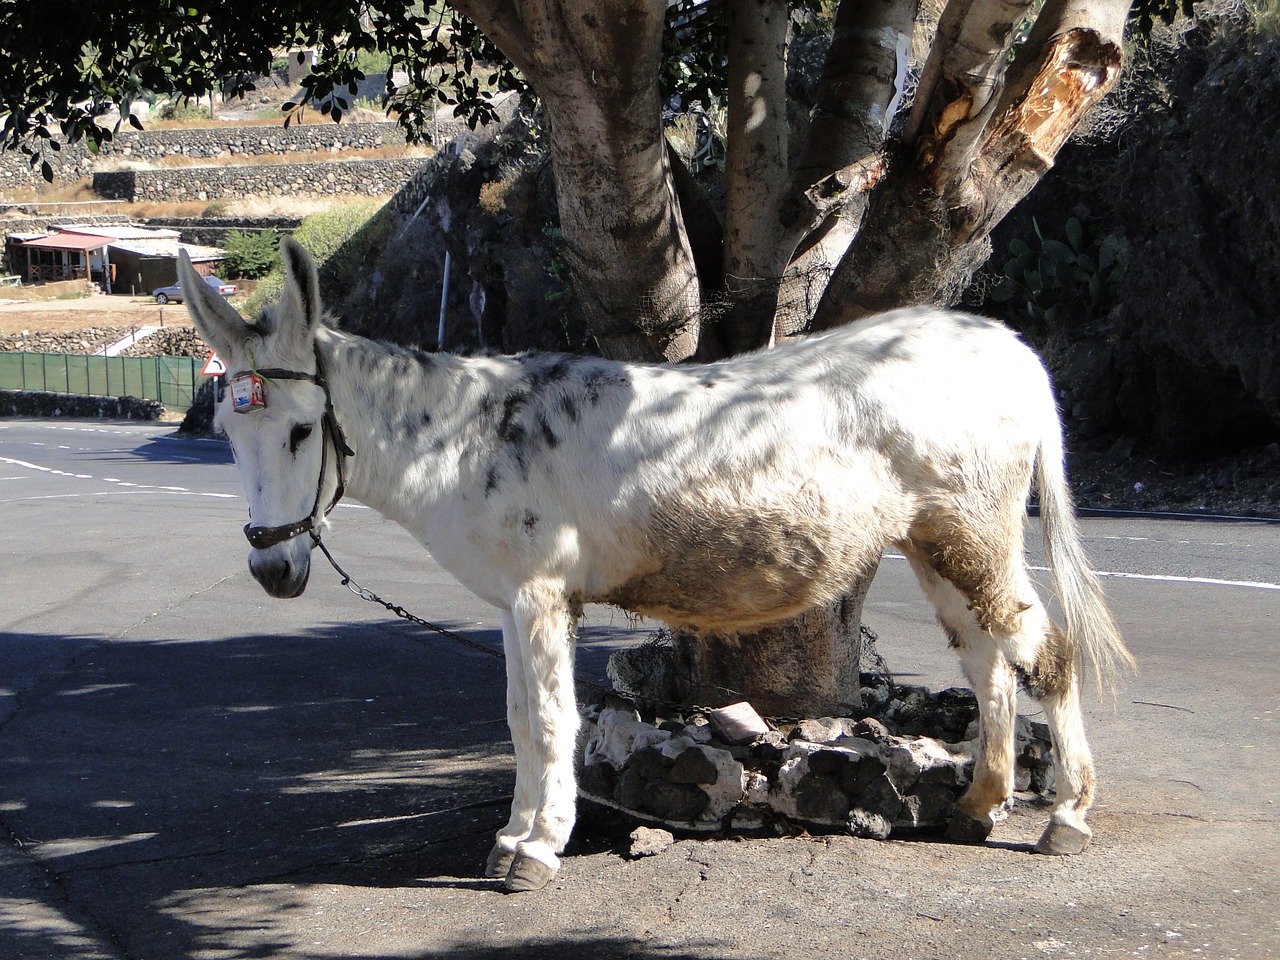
107, 121, 411, 161
0, 390, 163, 420
93, 157, 427, 202
1, 120, 461, 190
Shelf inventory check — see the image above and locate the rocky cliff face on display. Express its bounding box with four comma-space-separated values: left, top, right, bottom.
983, 18, 1280, 457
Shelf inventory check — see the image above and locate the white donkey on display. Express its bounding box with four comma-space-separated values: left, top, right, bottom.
182, 237, 1133, 892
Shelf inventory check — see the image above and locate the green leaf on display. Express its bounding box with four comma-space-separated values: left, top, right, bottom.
41, 160, 54, 182
1040, 239, 1075, 264
1065, 218, 1084, 253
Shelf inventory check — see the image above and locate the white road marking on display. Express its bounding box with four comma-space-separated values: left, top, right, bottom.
884, 552, 1280, 592
0, 454, 235, 502
1076, 568, 1280, 592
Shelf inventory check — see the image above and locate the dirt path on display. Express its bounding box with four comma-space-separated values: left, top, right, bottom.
0, 293, 194, 335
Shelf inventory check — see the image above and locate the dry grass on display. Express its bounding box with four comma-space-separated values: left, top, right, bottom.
0, 294, 194, 336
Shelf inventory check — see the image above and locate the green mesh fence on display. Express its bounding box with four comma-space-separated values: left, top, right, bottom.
0, 353, 199, 410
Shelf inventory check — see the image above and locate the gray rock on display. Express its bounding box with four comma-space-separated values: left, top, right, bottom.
628, 826, 675, 859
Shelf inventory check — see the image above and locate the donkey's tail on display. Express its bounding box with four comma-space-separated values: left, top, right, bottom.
1036, 424, 1137, 693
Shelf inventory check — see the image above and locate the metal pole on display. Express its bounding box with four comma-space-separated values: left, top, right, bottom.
438, 251, 451, 350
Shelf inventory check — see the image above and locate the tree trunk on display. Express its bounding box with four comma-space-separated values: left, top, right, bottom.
672, 568, 875, 718
453, 0, 703, 362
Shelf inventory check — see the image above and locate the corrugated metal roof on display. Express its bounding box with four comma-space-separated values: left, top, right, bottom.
21, 232, 111, 252
59, 224, 181, 241
108, 240, 225, 262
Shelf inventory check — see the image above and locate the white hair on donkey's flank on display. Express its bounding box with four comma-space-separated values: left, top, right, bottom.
180, 237, 1135, 893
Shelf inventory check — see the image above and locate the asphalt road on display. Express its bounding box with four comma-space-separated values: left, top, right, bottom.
1, 417, 1277, 960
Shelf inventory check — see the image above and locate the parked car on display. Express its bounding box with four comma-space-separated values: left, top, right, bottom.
152, 276, 237, 304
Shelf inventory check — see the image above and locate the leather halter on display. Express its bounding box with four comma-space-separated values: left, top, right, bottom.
238, 347, 355, 550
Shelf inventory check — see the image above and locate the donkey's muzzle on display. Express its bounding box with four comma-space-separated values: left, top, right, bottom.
248, 548, 311, 599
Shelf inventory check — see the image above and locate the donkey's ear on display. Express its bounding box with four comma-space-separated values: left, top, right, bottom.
180, 249, 248, 359
275, 235, 323, 341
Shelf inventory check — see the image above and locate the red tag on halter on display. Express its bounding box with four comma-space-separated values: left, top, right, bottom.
230, 373, 267, 413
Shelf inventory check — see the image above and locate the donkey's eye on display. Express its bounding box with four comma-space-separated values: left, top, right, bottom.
288, 423, 314, 454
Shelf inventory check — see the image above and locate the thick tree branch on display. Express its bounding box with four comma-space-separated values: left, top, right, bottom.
813, 0, 1131, 328
953, 25, 1123, 239
771, 0, 915, 327
793, 0, 916, 196
720, 0, 791, 353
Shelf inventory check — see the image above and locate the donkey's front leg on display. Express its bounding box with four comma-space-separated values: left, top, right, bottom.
485, 609, 539, 881
491, 581, 580, 892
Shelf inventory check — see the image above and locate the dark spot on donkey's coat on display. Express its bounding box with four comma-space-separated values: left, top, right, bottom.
536, 414, 560, 449
498, 391, 528, 444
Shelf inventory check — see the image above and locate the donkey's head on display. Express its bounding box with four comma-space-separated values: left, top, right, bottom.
182, 237, 346, 599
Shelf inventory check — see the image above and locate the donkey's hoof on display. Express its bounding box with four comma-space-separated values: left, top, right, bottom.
946, 811, 993, 845
1035, 819, 1092, 856
503, 852, 558, 892
484, 844, 515, 880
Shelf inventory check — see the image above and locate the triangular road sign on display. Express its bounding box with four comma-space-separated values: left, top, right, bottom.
201, 352, 227, 377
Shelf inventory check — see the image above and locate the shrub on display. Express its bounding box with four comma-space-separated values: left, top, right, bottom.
242, 199, 383, 314
988, 217, 1128, 337
223, 229, 280, 279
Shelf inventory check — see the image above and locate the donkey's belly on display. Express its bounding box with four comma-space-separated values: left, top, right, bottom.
594, 481, 895, 632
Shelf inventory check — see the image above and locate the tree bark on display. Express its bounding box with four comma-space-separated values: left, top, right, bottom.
673, 572, 874, 718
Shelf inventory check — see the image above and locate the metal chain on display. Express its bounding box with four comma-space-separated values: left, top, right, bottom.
310, 533, 506, 662
310, 533, 747, 713
308, 531, 873, 723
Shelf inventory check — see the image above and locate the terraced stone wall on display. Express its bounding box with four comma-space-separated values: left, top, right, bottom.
92, 157, 427, 203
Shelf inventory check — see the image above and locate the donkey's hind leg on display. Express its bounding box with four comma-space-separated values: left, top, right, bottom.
1013, 619, 1097, 855
904, 523, 1099, 853
902, 539, 1022, 842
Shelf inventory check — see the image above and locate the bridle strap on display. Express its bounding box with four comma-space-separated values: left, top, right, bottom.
240, 347, 355, 549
